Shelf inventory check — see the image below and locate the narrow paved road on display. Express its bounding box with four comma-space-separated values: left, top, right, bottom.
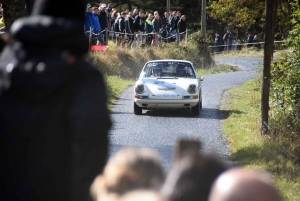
109, 57, 263, 168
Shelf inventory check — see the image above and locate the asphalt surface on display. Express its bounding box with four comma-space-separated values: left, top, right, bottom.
109, 57, 263, 168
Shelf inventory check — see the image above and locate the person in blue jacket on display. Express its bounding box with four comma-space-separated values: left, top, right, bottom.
84, 6, 94, 35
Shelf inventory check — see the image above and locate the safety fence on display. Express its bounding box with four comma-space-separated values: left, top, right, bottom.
208, 40, 285, 53
86, 27, 188, 51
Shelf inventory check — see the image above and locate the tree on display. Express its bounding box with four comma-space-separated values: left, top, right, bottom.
208, 0, 265, 37
1, 0, 35, 30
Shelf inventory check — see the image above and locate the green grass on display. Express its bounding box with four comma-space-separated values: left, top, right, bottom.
105, 76, 135, 107
222, 79, 300, 201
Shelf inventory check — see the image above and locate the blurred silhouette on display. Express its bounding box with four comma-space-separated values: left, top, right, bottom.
90, 146, 165, 201
0, 0, 111, 201
209, 168, 282, 201
161, 140, 231, 201
119, 190, 168, 201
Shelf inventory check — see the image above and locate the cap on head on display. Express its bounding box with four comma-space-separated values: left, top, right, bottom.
101, 3, 107, 8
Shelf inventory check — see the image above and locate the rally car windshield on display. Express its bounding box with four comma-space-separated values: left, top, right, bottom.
140, 62, 196, 78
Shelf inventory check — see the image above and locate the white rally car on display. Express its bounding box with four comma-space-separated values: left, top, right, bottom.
133, 59, 204, 115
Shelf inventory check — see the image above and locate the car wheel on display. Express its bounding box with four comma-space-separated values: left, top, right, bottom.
191, 101, 200, 116
199, 96, 202, 110
134, 102, 142, 115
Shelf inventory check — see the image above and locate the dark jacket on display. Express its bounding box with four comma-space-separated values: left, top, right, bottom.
174, 16, 180, 29
114, 18, 120, 33
153, 18, 162, 33
134, 15, 144, 32
0, 16, 111, 201
119, 16, 126, 33
98, 11, 107, 29
125, 17, 134, 35
177, 19, 186, 33
223, 32, 233, 44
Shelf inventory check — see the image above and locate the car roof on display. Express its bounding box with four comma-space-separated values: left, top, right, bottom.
145, 59, 193, 65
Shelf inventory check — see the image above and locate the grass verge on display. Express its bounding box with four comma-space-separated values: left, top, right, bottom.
105, 76, 135, 107
221, 79, 300, 201
196, 64, 239, 75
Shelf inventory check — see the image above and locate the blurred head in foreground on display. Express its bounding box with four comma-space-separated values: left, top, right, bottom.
208, 168, 282, 201
91, 147, 165, 201
161, 140, 230, 201
119, 190, 167, 201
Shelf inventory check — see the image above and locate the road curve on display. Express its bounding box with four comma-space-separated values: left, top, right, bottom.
109, 57, 263, 168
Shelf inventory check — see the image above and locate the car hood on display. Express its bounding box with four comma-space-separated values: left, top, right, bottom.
143, 78, 195, 99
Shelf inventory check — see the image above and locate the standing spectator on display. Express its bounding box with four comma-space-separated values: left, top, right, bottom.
93, 7, 102, 44
145, 14, 154, 46
170, 11, 177, 41
223, 29, 233, 51
177, 15, 187, 41
0, 0, 112, 201
134, 11, 145, 33
84, 6, 94, 35
162, 12, 170, 29
110, 9, 118, 39
114, 16, 121, 45
253, 35, 261, 50
133, 8, 138, 18
154, 11, 159, 16
98, 4, 108, 44
237, 37, 242, 50
174, 11, 181, 41
106, 3, 113, 14
153, 14, 162, 46
246, 32, 254, 48
119, 12, 126, 34
125, 12, 135, 44
153, 14, 162, 34
214, 32, 223, 53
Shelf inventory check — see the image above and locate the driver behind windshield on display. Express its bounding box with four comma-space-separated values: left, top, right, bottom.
152, 67, 162, 77
177, 65, 187, 77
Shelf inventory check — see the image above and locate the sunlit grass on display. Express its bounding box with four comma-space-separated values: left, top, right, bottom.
105, 75, 134, 107
222, 79, 300, 201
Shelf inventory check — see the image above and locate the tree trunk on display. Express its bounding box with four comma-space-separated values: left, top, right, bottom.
2, 0, 29, 31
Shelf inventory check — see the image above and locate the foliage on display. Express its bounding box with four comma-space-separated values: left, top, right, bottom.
208, 0, 265, 34
270, 4, 300, 145
208, 0, 298, 40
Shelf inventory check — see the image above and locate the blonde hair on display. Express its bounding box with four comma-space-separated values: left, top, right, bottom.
91, 147, 165, 200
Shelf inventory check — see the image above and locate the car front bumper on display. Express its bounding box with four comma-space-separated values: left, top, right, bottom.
134, 98, 199, 109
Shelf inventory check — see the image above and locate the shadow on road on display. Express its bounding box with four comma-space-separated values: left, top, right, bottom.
143, 108, 243, 120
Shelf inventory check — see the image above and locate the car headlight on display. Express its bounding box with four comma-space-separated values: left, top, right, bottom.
187, 84, 197, 94
135, 84, 145, 94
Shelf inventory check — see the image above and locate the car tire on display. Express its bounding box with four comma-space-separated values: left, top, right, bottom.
199, 96, 203, 110
192, 100, 200, 116
134, 102, 142, 115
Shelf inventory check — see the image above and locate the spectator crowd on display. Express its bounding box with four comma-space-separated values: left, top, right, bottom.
84, 3, 188, 47
213, 29, 261, 53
